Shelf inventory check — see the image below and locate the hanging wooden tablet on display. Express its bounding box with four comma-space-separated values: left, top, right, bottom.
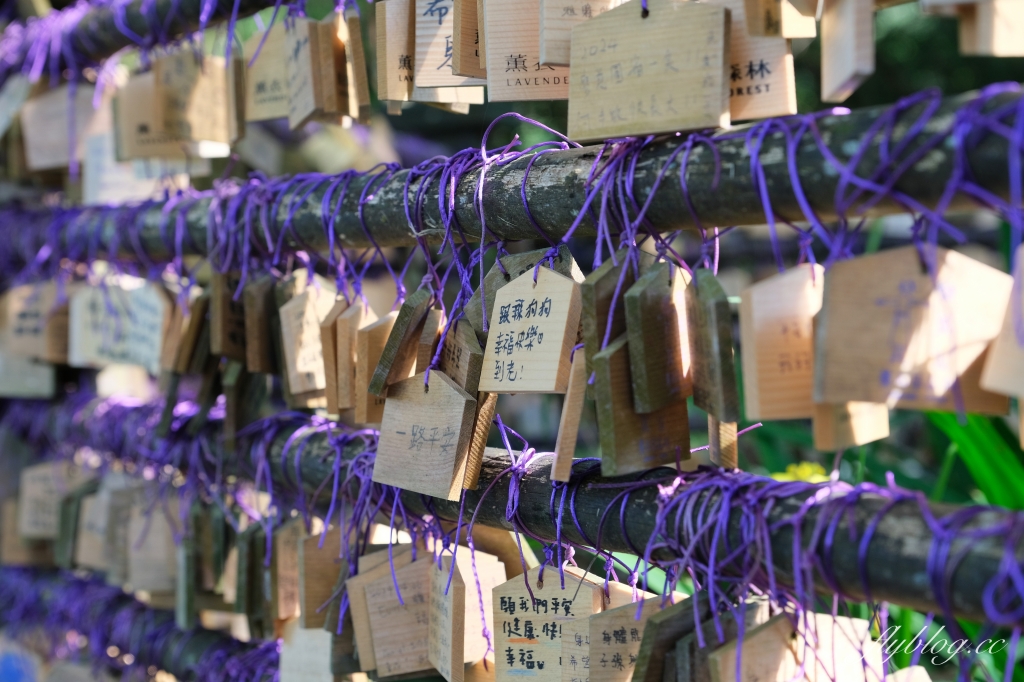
1, 280, 80, 364
593, 335, 690, 476
327, 546, 394, 646
561, 581, 644, 682
104, 484, 144, 587
493, 565, 605, 682
279, 287, 340, 395
55, 477, 100, 569
814, 246, 1011, 414
673, 599, 770, 682
464, 393, 498, 489
416, 0, 486, 88
0, 498, 53, 566
588, 597, 662, 682
479, 266, 582, 394
453, 0, 486, 78
368, 289, 433, 396
0, 347, 55, 399
812, 402, 889, 452
244, 275, 277, 374
355, 311, 399, 424
153, 52, 243, 146
704, 0, 797, 121
287, 18, 326, 130
298, 529, 342, 629
20, 83, 99, 171
567, 0, 730, 141
981, 245, 1024, 397
341, 7, 373, 122
686, 270, 740, 423
958, 0, 1024, 57
707, 415, 737, 468
244, 22, 289, 122
739, 263, 823, 420
820, 0, 875, 103
211, 272, 247, 361
624, 262, 692, 414
630, 596, 700, 682
68, 279, 171, 376
319, 298, 350, 416
112, 72, 190, 161
374, 371, 478, 500
439, 319, 485, 394
743, 0, 816, 38
175, 504, 199, 629
485, 0, 571, 101
477, 0, 487, 68
317, 13, 353, 120
466, 245, 584, 345
362, 554, 436, 676
18, 462, 96, 540
337, 300, 378, 410
417, 308, 447, 373
272, 517, 305, 623
127, 498, 179, 594
551, 350, 587, 482
280, 617, 342, 682
428, 552, 507, 682
377, 0, 416, 103
173, 292, 210, 374
539, 0, 621, 66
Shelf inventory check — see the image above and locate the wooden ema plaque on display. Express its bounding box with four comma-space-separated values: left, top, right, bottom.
686, 270, 740, 423
485, 0, 571, 101
243, 276, 276, 374
153, 52, 242, 146
68, 279, 170, 376
742, 0, 815, 38
368, 289, 433, 396
464, 393, 498, 490
319, 298, 350, 416
210, 272, 247, 361
355, 311, 399, 424
298, 529, 342, 629
341, 8, 373, 122
428, 552, 507, 682
466, 244, 584, 345
453, 0, 486, 78
417, 308, 447, 373
286, 18, 326, 130
739, 264, 823, 421
0, 498, 53, 567
593, 335, 689, 476
820, 0, 874, 103
18, 462, 96, 541
561, 581, 643, 682
272, 517, 305, 622
279, 287, 339, 395
20, 83, 100, 171
567, 0, 730, 142
244, 22, 289, 122
364, 555, 437, 677
439, 319, 485, 394
958, 1, 1024, 57
0, 280, 79, 364
334, 547, 400, 668
127, 498, 179, 594
981, 244, 1024, 398
672, 600, 768, 682
704, 0, 797, 121
588, 598, 662, 682
551, 351, 587, 482
0, 346, 55, 399
336, 300, 377, 410
539, 0, 622, 66
479, 266, 582, 394
624, 262, 692, 414
812, 401, 889, 452
493, 565, 604, 682
112, 72, 193, 161
629, 596, 699, 682
416, 0, 486, 88
814, 246, 1011, 414
280, 618, 343, 682
375, 371, 477, 500
378, 0, 416, 103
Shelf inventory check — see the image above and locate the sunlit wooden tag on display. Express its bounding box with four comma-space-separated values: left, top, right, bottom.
68, 278, 170, 376
464, 394, 498, 490
494, 565, 604, 682
319, 298, 350, 416
418, 308, 447, 373
279, 287, 340, 395
551, 350, 587, 482
1, 280, 81, 363
439, 319, 485, 394
0, 346, 55, 398
453, 0, 486, 78
485, 0, 571, 101
297, 527, 342, 629
355, 311, 399, 424
416, 0, 486, 87
594, 335, 690, 476
127, 497, 179, 594
561, 581, 646, 682
686, 270, 739, 423
363, 554, 436, 677
588, 597, 664, 682
739, 264, 823, 420
982, 244, 1024, 397
270, 517, 305, 623
374, 371, 478, 500
287, 18, 327, 130
0, 498, 53, 566
477, 0, 487, 68
210, 272, 246, 361
539, 0, 622, 66
479, 267, 582, 393
812, 402, 889, 452
708, 614, 883, 682
743, 0, 816, 38
336, 300, 378, 410
428, 552, 507, 682
820, 0, 874, 103
173, 292, 209, 374
340, 7, 373, 122
567, 0, 730, 141
154, 52, 243, 146
18, 465, 94, 540
466, 245, 583, 345
335, 547, 405, 670
368, 289, 433, 396
243, 276, 276, 374
244, 22, 289, 121
20, 83, 100, 171
958, 1, 1024, 57
814, 246, 1011, 414
625, 262, 692, 414
377, 0, 416, 103
704, 0, 797, 121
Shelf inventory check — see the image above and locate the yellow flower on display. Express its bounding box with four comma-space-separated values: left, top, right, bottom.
771, 462, 829, 483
